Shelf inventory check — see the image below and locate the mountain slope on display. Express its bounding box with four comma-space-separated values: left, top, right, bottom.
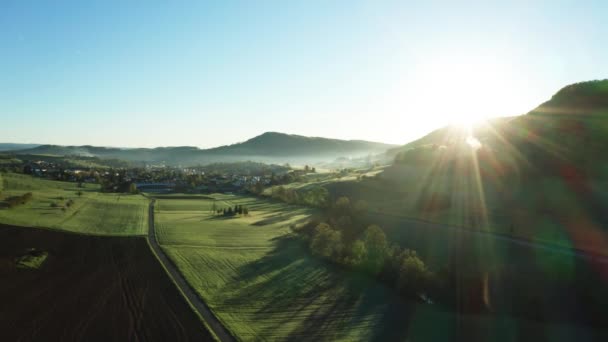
9, 132, 396, 165
388, 79, 608, 169
206, 132, 394, 156
320, 79, 608, 254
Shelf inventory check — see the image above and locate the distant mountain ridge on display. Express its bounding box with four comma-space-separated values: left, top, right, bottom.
8, 132, 396, 166
0, 143, 40, 152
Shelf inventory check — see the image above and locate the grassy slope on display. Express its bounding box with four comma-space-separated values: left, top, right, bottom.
155, 194, 590, 341
0, 173, 147, 235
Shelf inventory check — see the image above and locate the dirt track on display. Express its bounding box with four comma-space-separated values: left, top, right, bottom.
0, 224, 214, 342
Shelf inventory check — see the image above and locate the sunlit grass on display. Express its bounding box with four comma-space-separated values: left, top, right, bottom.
0, 173, 148, 235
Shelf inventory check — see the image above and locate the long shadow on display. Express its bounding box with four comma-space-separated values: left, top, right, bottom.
218, 235, 414, 341
250, 210, 309, 226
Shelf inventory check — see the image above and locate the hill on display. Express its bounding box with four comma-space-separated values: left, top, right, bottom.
389, 79, 608, 170
288, 79, 608, 253
10, 132, 396, 166
0, 143, 40, 152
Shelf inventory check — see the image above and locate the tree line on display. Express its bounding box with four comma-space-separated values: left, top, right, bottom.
213, 203, 249, 217
294, 196, 433, 300
263, 185, 330, 208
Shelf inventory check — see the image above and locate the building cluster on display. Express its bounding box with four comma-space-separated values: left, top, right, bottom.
2, 156, 308, 194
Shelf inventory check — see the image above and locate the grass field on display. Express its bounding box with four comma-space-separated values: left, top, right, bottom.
155, 194, 598, 341
0, 173, 148, 235
156, 194, 407, 340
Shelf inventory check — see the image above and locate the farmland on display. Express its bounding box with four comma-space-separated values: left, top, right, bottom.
0, 224, 214, 341
155, 194, 406, 340
154, 194, 601, 341
0, 173, 148, 235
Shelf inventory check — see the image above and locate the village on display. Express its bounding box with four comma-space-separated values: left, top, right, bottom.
3, 156, 313, 194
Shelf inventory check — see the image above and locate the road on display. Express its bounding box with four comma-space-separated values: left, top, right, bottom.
147, 200, 236, 342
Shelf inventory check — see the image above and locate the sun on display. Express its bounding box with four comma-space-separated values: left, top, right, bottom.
409, 54, 523, 128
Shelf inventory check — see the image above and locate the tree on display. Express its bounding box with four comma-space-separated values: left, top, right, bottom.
353, 200, 368, 216
227, 207, 233, 216
350, 239, 367, 267
211, 200, 217, 213
334, 196, 351, 212
396, 249, 430, 294
310, 223, 343, 259
76, 191, 83, 197
223, 208, 227, 216
364, 224, 387, 272
243, 207, 249, 215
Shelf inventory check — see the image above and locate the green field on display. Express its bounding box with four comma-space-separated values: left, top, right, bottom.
155, 194, 589, 341
0, 173, 148, 235
156, 194, 410, 340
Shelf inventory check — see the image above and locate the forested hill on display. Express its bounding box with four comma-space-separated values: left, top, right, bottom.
388, 79, 608, 173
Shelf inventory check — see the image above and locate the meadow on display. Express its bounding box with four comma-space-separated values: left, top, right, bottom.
154, 194, 596, 341
0, 173, 148, 235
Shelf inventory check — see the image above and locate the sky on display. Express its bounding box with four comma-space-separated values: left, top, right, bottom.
1, 0, 607, 148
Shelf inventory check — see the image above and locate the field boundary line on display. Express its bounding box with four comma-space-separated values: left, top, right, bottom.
146, 199, 236, 342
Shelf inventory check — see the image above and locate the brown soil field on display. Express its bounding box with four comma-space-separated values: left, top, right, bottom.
0, 224, 214, 342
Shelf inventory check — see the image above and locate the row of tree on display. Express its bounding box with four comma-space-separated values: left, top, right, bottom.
215, 204, 249, 217
266, 185, 330, 208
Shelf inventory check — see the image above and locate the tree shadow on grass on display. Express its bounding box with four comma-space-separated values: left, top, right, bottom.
204, 215, 239, 221
250, 211, 310, 227
219, 235, 414, 341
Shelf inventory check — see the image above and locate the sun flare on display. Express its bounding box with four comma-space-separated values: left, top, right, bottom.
408, 54, 525, 130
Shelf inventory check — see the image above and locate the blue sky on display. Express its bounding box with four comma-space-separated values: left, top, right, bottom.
1, 0, 607, 148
